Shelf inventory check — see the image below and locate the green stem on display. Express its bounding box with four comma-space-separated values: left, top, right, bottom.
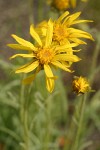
91, 66, 100, 80
44, 96, 52, 150
71, 94, 87, 150
28, 0, 34, 24
64, 119, 75, 149
0, 127, 20, 142
37, 0, 44, 23
24, 109, 29, 150
91, 44, 99, 72
20, 79, 25, 124
89, 41, 100, 84
20, 76, 29, 150
64, 97, 80, 150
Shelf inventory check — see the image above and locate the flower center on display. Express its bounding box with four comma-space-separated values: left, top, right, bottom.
37, 48, 54, 64
53, 24, 68, 43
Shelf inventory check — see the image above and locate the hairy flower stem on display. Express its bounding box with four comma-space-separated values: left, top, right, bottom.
89, 39, 100, 84
23, 110, 29, 150
71, 94, 87, 150
44, 96, 52, 150
20, 76, 29, 150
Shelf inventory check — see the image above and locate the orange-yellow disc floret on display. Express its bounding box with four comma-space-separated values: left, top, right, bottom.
37, 48, 54, 64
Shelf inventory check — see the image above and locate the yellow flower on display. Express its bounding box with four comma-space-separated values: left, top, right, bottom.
36, 11, 94, 46
72, 76, 91, 94
52, 0, 70, 11
48, 0, 88, 10
8, 20, 80, 93
70, 0, 76, 8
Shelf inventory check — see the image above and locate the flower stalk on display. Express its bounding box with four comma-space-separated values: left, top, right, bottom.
20, 76, 29, 150
71, 94, 87, 150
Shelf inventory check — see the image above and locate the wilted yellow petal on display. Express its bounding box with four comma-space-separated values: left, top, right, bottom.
23, 66, 41, 84
72, 76, 91, 94
23, 74, 36, 84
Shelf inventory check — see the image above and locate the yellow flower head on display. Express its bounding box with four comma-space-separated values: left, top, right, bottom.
52, 0, 70, 11
72, 76, 91, 94
48, 0, 88, 10
36, 11, 94, 46
8, 20, 80, 93
53, 11, 94, 45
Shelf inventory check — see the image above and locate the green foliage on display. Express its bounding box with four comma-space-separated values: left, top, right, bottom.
0, 0, 100, 150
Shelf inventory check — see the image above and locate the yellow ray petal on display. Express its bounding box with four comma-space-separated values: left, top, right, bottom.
44, 64, 53, 78
71, 20, 93, 25
16, 61, 33, 69
69, 12, 81, 21
55, 43, 78, 51
57, 11, 69, 22
23, 74, 36, 84
46, 77, 55, 93
7, 44, 37, 51
30, 24, 42, 46
69, 38, 87, 44
63, 12, 81, 26
10, 53, 35, 59
45, 19, 53, 48
54, 54, 81, 62
70, 33, 94, 40
68, 28, 94, 41
55, 48, 81, 54
11, 34, 35, 49
15, 61, 39, 73
51, 61, 72, 72
69, 28, 91, 34
61, 61, 71, 67
35, 21, 48, 36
